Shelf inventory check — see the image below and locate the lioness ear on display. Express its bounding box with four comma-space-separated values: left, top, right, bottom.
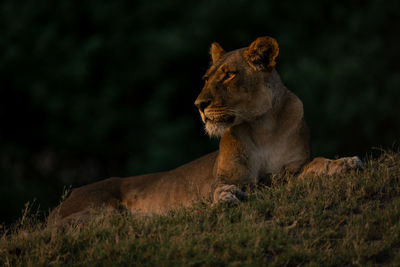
244, 36, 279, 71
210, 42, 225, 64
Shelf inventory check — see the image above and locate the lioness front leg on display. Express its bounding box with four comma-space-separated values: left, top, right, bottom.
212, 131, 252, 205
298, 156, 363, 179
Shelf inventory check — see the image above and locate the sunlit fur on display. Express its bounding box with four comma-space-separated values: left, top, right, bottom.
203, 108, 238, 137
195, 38, 281, 139
205, 121, 229, 137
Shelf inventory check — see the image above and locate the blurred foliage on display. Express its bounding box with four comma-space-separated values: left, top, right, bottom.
1, 0, 399, 224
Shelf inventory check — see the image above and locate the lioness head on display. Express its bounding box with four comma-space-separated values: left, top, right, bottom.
195, 36, 281, 137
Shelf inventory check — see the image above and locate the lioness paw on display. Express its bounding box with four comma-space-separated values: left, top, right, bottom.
213, 184, 247, 205
217, 191, 240, 204
346, 156, 364, 170
327, 156, 364, 174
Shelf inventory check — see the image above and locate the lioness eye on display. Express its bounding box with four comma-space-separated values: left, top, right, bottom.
224, 72, 236, 81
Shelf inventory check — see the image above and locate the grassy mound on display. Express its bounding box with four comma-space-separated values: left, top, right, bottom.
2, 150, 400, 266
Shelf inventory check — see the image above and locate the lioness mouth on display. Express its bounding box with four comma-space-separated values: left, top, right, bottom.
205, 115, 235, 124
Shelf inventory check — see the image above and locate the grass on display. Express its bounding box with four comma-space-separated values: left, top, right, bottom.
1, 150, 400, 266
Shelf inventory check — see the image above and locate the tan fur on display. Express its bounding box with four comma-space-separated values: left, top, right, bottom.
298, 156, 363, 179
49, 36, 362, 225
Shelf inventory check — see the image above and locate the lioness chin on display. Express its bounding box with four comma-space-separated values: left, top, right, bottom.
49, 36, 362, 225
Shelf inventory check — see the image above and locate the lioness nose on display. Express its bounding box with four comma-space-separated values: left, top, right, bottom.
195, 100, 211, 112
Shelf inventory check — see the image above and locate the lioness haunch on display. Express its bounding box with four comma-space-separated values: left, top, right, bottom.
49, 36, 362, 224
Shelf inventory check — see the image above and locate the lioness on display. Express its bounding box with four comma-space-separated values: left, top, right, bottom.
49, 36, 362, 224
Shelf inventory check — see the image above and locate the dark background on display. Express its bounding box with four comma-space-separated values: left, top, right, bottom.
1, 0, 399, 224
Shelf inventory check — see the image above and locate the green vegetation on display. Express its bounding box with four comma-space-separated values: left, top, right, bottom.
2, 150, 400, 266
